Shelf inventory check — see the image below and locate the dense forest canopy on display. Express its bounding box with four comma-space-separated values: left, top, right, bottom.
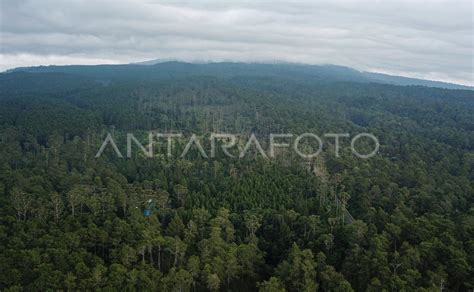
0, 62, 473, 291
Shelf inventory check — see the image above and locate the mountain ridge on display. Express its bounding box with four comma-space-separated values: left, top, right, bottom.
4, 61, 472, 90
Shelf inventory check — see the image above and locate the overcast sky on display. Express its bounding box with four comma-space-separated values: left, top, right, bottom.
1, 0, 473, 85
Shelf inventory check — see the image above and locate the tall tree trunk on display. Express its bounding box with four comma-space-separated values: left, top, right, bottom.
158, 244, 161, 271
148, 245, 154, 265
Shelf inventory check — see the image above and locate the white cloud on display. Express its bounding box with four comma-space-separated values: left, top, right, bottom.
0, 0, 472, 85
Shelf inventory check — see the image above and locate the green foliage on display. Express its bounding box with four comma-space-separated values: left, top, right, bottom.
0, 64, 473, 290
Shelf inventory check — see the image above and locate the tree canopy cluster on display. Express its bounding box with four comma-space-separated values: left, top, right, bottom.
0, 63, 473, 291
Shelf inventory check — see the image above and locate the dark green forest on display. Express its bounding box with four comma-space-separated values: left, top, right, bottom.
0, 63, 473, 291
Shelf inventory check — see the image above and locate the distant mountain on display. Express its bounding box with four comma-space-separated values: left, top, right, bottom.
133, 58, 176, 65
4, 61, 472, 90
362, 71, 471, 90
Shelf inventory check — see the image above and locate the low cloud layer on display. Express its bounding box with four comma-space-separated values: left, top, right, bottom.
1, 0, 472, 85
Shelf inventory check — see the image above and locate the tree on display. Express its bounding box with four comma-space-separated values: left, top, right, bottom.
11, 188, 32, 220
258, 277, 286, 292
67, 185, 89, 218
49, 192, 64, 223
277, 243, 317, 292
